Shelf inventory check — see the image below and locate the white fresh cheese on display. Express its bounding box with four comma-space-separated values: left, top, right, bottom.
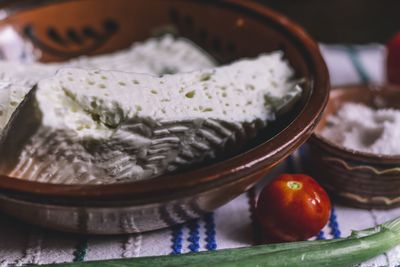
0, 35, 215, 131
0, 81, 31, 128
70, 34, 216, 74
0, 52, 301, 184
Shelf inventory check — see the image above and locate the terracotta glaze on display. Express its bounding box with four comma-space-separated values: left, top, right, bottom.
0, 0, 329, 233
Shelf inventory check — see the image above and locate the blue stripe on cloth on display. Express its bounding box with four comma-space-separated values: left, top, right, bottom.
316, 231, 326, 240
171, 225, 184, 255
73, 211, 88, 262
158, 206, 183, 255
329, 207, 341, 239
73, 238, 88, 262
187, 219, 200, 253
345, 46, 371, 84
204, 213, 217, 251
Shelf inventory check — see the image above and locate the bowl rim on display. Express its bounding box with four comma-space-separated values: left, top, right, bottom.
311, 83, 400, 163
0, 0, 329, 202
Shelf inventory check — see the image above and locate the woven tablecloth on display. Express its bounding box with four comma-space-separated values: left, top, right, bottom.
1, 44, 400, 267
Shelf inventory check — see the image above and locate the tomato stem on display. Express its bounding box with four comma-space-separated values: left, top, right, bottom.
287, 181, 302, 190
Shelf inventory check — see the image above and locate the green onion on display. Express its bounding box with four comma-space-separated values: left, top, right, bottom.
206, 217, 400, 267
37, 217, 400, 267
38, 239, 338, 267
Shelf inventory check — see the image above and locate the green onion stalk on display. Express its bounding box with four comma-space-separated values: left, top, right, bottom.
37, 217, 400, 267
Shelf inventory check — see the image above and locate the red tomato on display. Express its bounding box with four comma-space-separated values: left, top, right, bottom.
256, 174, 331, 242
387, 32, 400, 84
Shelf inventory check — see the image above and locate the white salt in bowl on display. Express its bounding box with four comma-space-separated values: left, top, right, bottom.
308, 84, 400, 209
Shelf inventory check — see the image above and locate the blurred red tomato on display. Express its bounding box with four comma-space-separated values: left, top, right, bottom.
387, 32, 400, 84
256, 174, 331, 242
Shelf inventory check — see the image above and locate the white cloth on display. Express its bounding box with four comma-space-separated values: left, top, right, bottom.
0, 44, 399, 267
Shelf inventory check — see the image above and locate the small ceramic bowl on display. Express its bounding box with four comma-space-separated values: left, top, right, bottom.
309, 84, 400, 209
0, 0, 329, 234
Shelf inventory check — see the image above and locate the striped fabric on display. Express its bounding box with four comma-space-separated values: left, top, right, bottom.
1, 44, 400, 267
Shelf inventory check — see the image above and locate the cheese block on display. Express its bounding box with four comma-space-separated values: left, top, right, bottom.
0, 35, 216, 131
0, 81, 30, 128
0, 52, 301, 184
0, 34, 215, 85
70, 34, 216, 74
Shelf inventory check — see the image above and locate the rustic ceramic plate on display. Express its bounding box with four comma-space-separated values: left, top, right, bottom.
0, 0, 329, 234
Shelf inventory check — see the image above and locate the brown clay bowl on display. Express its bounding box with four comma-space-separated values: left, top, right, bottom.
309, 84, 400, 209
0, 0, 329, 234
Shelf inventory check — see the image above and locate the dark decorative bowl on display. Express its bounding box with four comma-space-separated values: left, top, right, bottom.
309, 84, 400, 209
0, 0, 329, 234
